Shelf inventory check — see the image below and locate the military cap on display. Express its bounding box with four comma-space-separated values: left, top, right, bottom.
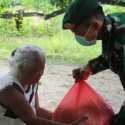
63, 0, 99, 28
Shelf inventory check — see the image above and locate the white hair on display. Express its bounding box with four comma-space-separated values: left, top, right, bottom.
9, 44, 45, 77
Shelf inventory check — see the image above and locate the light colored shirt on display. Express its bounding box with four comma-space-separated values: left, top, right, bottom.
0, 72, 38, 125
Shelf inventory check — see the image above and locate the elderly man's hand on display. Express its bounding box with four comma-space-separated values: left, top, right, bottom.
72, 116, 88, 125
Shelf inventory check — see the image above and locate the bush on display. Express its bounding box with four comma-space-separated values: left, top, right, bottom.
0, 5, 125, 64
0, 0, 13, 8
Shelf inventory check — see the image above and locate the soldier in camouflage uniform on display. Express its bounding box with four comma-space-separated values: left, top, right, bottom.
63, 0, 125, 125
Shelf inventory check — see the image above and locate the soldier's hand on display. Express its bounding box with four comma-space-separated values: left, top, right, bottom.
72, 67, 84, 82
72, 65, 92, 82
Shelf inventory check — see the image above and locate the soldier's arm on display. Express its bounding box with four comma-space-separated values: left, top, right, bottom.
118, 45, 125, 90
88, 55, 109, 74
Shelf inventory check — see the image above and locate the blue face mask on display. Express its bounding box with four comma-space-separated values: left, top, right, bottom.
75, 35, 96, 46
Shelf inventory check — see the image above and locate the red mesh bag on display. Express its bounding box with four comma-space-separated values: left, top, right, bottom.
53, 79, 114, 125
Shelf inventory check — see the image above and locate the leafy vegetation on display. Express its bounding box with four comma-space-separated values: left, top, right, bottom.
0, 1, 125, 64
0, 15, 101, 64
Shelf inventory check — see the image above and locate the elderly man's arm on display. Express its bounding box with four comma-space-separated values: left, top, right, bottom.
35, 93, 52, 120
0, 86, 70, 125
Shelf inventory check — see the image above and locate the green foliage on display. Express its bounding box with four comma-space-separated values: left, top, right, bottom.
0, 0, 13, 8
103, 4, 125, 14
0, 5, 125, 64
0, 14, 101, 64
0, 0, 13, 12
0, 0, 55, 13
0, 31, 101, 64
21, 0, 41, 9
21, 0, 55, 12
0, 18, 17, 35
50, 0, 73, 8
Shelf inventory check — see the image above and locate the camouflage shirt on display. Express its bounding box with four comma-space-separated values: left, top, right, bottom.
89, 12, 125, 87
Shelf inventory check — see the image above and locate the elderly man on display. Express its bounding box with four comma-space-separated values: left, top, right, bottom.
63, 0, 125, 125
0, 45, 84, 125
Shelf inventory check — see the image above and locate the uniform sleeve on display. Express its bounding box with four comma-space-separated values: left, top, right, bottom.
88, 55, 109, 74
117, 45, 125, 90
122, 46, 125, 74
118, 45, 125, 76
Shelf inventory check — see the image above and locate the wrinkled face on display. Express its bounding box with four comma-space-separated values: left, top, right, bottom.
64, 15, 104, 41
27, 57, 45, 85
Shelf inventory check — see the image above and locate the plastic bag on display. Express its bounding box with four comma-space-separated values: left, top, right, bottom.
53, 80, 114, 125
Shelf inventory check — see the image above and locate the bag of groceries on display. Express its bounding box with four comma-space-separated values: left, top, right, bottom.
53, 78, 114, 125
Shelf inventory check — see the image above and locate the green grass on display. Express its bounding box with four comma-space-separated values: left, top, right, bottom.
0, 31, 101, 65
103, 4, 125, 14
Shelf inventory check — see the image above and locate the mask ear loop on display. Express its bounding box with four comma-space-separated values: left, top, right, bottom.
84, 18, 103, 40
84, 25, 94, 40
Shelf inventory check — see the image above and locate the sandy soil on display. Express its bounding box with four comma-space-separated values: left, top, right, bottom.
0, 61, 125, 113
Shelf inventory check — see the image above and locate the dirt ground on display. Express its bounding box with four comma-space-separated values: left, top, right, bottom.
0, 61, 125, 113
39, 63, 125, 114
